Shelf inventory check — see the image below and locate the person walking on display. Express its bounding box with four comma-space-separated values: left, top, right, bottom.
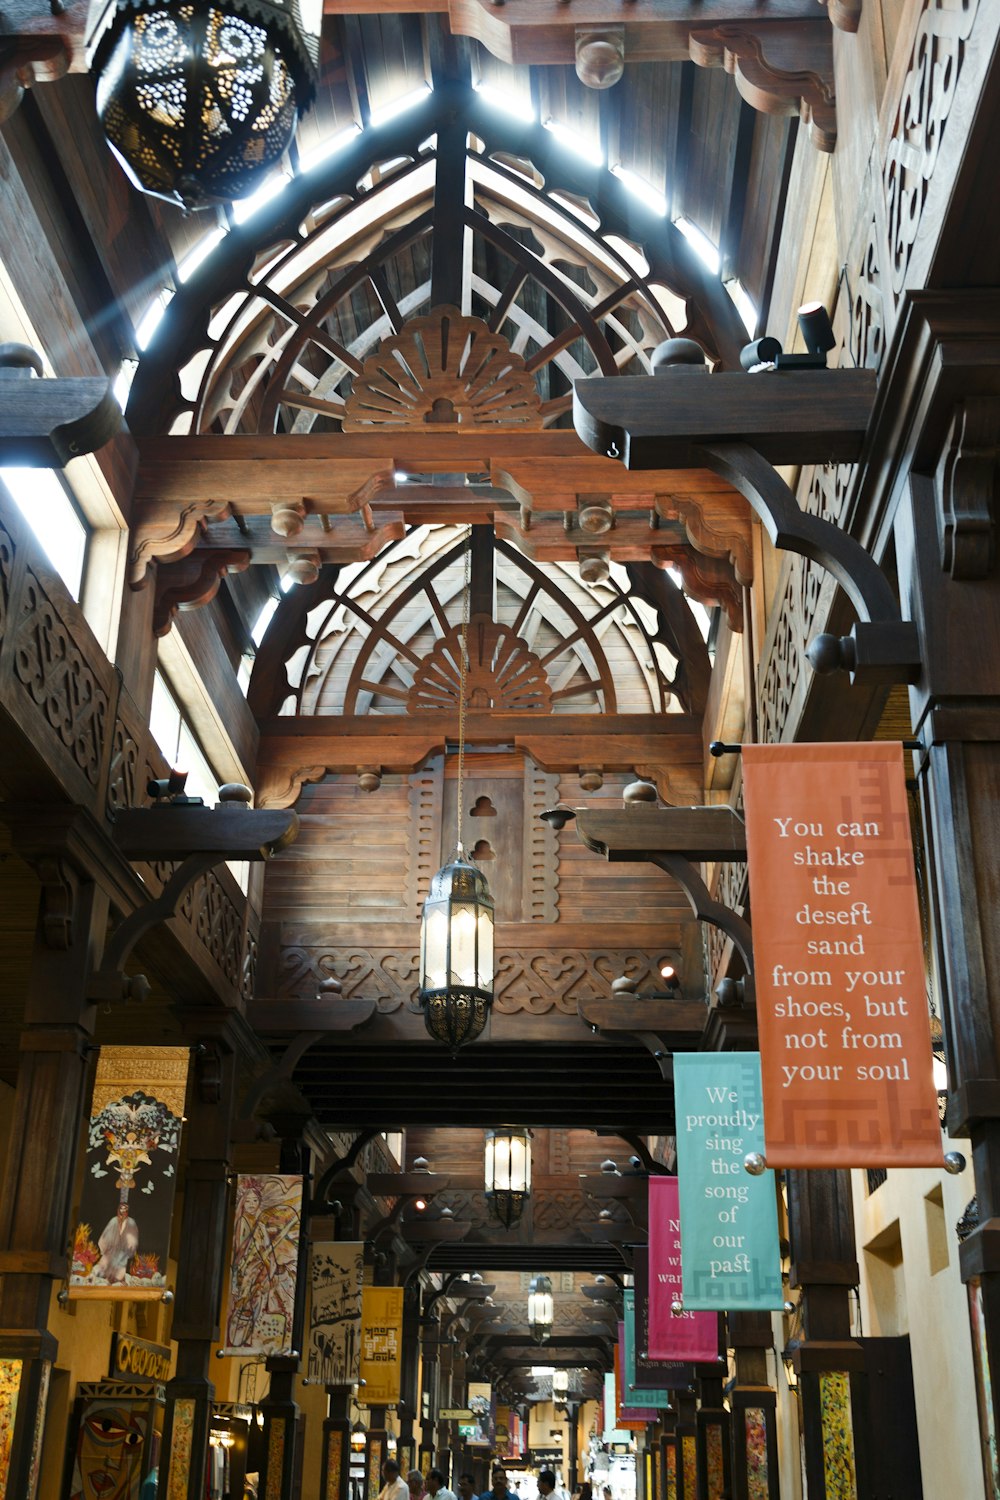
379, 1459, 410, 1500
427, 1467, 457, 1500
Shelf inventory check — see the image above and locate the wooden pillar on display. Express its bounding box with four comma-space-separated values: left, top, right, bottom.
565, 1399, 579, 1491
365, 1427, 388, 1500
785, 1168, 864, 1497
694, 1369, 730, 1500
894, 433, 1000, 1470
397, 1278, 421, 1475
0, 849, 106, 1500
726, 1314, 778, 1500
260, 1129, 312, 1500
159, 1016, 239, 1500
659, 1425, 677, 1500
674, 1391, 698, 1500
321, 1386, 352, 1500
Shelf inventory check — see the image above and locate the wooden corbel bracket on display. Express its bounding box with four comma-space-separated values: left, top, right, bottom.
0, 346, 121, 464
569, 802, 757, 1030
239, 988, 377, 1140
572, 371, 922, 687
89, 802, 298, 1002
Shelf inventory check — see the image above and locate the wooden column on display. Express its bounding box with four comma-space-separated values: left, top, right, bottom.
784, 1168, 865, 1496
565, 1398, 579, 1491
397, 1277, 421, 1474
365, 1427, 388, 1500
0, 849, 107, 1500
895, 446, 1000, 1468
659, 1424, 677, 1500
726, 1313, 778, 1500
260, 1130, 312, 1500
674, 1391, 698, 1500
159, 1016, 239, 1500
321, 1386, 352, 1500
693, 1368, 730, 1500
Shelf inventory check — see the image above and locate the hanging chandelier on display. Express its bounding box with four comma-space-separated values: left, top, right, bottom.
419, 531, 496, 1050
87, 0, 320, 209
528, 1274, 553, 1343
484, 1125, 532, 1229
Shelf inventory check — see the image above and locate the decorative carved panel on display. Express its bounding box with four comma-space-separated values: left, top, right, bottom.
522, 762, 560, 923
408, 619, 551, 712
12, 565, 111, 788
342, 308, 544, 432
276, 937, 675, 1014
884, 0, 982, 299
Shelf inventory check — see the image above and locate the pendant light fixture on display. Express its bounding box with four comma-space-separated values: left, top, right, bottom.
419, 531, 496, 1050
528, 1274, 554, 1343
87, 0, 320, 209
484, 1125, 532, 1229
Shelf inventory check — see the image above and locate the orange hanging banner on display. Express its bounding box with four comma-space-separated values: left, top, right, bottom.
742, 742, 941, 1166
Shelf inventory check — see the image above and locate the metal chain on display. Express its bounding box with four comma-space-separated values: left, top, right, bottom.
456, 529, 472, 856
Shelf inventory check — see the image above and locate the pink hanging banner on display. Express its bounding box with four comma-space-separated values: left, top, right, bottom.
647, 1176, 719, 1362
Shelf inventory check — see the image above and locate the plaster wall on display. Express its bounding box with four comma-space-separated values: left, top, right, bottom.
851, 1150, 983, 1500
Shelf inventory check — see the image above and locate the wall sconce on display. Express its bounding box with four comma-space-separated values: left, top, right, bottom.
485, 1126, 532, 1229
87, 0, 321, 209
528, 1273, 554, 1343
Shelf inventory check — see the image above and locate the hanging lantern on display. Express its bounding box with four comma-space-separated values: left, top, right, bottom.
528, 1274, 553, 1343
419, 531, 496, 1050
419, 854, 495, 1049
484, 1126, 532, 1229
87, 0, 320, 209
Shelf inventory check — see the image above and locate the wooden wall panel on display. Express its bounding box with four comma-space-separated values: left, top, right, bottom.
555, 774, 692, 924
263, 773, 412, 921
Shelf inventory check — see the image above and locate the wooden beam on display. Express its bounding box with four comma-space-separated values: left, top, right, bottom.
573, 369, 876, 470
112, 806, 299, 860
0, 371, 121, 465
577, 997, 707, 1039
133, 432, 742, 502
248, 995, 708, 1046
573, 805, 747, 861
255, 711, 703, 805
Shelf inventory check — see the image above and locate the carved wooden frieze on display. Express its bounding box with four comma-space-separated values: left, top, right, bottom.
276, 933, 676, 1014
884, 0, 983, 300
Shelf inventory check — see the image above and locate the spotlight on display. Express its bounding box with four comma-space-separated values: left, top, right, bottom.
739, 336, 783, 371
797, 301, 837, 356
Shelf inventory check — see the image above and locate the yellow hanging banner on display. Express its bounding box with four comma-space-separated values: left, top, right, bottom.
359, 1287, 404, 1406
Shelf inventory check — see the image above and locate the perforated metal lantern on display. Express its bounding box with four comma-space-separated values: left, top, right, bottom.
419, 854, 495, 1050
89, 0, 320, 209
484, 1125, 531, 1229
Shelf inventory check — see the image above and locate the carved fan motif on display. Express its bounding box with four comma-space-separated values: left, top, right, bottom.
407, 618, 552, 712
342, 306, 544, 430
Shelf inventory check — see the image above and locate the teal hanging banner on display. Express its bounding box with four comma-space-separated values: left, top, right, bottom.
623, 1290, 674, 1408
674, 1053, 783, 1310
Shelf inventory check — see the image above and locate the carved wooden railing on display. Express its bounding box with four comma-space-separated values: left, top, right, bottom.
755, 0, 992, 748
0, 494, 257, 1006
